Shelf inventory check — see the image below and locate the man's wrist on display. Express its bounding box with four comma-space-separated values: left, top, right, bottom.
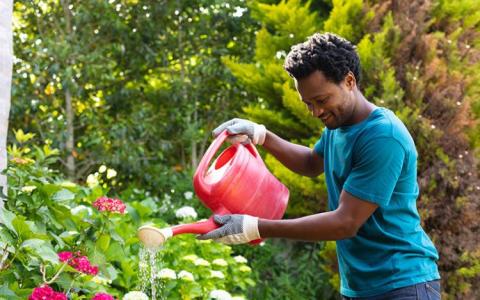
244, 215, 261, 241
253, 124, 266, 145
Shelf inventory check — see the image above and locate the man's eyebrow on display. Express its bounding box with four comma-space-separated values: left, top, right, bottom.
304, 93, 329, 102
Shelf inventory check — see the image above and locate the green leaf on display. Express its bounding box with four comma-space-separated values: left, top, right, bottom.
0, 282, 19, 299
109, 228, 124, 244
40, 184, 61, 197
0, 227, 16, 246
0, 208, 17, 235
59, 231, 80, 243
105, 241, 125, 261
14, 129, 35, 144
96, 234, 111, 252
20, 239, 59, 264
52, 189, 76, 202
12, 217, 34, 240
104, 265, 118, 281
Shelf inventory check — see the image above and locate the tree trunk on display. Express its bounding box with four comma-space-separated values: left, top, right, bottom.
62, 0, 76, 180
65, 88, 75, 180
0, 0, 13, 205
177, 0, 198, 169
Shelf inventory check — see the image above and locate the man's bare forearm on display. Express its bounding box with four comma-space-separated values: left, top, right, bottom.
258, 211, 355, 241
262, 131, 323, 177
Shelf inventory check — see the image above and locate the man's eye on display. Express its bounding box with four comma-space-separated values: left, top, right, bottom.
317, 98, 328, 104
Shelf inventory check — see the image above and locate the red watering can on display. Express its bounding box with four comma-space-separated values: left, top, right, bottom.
138, 130, 289, 248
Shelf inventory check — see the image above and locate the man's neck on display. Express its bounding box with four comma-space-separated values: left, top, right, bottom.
351, 91, 376, 124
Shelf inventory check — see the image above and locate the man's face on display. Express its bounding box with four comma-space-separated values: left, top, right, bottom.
295, 70, 356, 129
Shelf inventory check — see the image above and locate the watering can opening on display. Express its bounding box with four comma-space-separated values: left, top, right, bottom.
205, 142, 258, 185
204, 146, 236, 184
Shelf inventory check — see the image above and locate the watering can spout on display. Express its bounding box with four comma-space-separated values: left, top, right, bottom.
137, 217, 220, 248
137, 225, 173, 249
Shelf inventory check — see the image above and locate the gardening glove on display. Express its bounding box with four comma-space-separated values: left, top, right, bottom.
212, 118, 267, 145
196, 214, 261, 245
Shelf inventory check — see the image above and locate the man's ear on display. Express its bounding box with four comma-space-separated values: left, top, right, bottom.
344, 71, 356, 91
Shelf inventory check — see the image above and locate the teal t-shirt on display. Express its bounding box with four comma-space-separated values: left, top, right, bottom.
314, 107, 440, 297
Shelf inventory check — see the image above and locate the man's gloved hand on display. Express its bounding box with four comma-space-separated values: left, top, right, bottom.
213, 118, 267, 145
197, 214, 261, 245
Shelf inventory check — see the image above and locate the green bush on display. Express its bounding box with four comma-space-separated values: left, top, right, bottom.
0, 135, 254, 299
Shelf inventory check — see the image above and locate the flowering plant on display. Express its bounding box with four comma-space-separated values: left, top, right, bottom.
28, 285, 67, 300
122, 291, 149, 300
92, 292, 115, 300
58, 251, 99, 275
2, 140, 255, 299
93, 196, 126, 214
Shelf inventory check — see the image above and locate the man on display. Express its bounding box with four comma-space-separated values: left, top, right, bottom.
197, 33, 441, 299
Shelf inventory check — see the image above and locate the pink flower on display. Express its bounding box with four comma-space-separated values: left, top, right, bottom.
93, 196, 126, 214
71, 255, 99, 276
57, 251, 99, 275
92, 292, 115, 300
29, 285, 67, 300
58, 251, 73, 262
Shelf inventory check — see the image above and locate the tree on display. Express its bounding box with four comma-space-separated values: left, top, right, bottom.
228, 0, 480, 297
0, 0, 13, 203
10, 1, 257, 192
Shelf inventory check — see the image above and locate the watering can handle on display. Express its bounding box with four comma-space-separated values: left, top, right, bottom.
245, 142, 265, 166
193, 130, 230, 197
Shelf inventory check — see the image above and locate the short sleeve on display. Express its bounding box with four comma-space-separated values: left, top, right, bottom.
313, 130, 326, 157
343, 137, 405, 207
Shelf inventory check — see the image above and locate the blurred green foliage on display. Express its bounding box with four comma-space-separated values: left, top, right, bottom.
1, 135, 254, 299
5, 0, 480, 299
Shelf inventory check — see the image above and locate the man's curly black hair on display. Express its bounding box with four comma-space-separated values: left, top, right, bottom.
284, 33, 361, 86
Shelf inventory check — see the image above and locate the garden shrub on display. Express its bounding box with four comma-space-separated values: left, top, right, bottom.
0, 135, 254, 299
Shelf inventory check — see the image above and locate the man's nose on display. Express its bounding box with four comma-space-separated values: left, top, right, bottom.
313, 106, 324, 118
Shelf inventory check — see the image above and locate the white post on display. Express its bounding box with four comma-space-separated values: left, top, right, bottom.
0, 0, 14, 205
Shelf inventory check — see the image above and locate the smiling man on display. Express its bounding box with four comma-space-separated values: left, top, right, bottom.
197, 33, 441, 299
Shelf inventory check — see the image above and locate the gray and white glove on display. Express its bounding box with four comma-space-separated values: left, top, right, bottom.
197, 214, 261, 245
213, 118, 267, 145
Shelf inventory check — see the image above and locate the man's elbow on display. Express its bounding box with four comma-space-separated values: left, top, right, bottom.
303, 166, 323, 177
338, 220, 359, 239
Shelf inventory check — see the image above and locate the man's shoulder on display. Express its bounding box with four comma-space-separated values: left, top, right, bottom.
361, 108, 416, 151
362, 108, 409, 135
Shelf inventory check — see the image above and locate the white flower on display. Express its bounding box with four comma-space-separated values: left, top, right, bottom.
209, 289, 232, 300
233, 255, 247, 264
86, 173, 99, 187
158, 268, 177, 279
106, 168, 117, 179
99, 165, 107, 173
194, 258, 210, 266
184, 191, 193, 200
239, 265, 251, 273
21, 185, 37, 193
182, 254, 198, 262
212, 258, 228, 267
210, 270, 225, 279
178, 270, 195, 281
123, 291, 149, 300
175, 206, 197, 219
